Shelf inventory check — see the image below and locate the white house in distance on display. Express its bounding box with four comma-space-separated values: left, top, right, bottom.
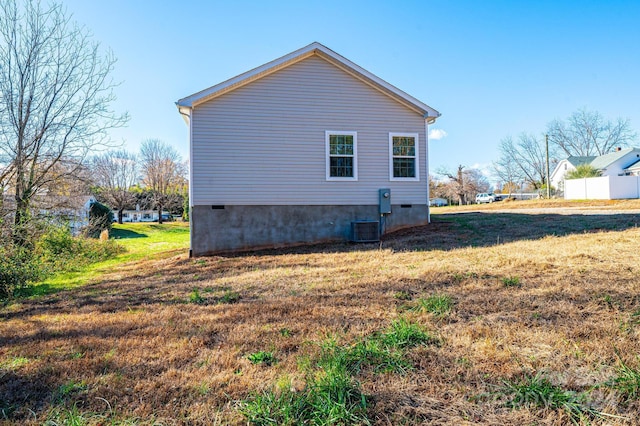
551, 147, 640, 199
550, 156, 595, 190
36, 195, 95, 235
112, 207, 171, 223
176, 42, 441, 255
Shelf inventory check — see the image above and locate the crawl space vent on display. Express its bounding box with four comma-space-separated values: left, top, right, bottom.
351, 221, 380, 243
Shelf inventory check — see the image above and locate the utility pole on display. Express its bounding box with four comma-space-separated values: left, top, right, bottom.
545, 134, 551, 199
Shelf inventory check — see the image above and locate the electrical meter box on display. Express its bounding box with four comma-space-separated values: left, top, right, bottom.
379, 188, 391, 214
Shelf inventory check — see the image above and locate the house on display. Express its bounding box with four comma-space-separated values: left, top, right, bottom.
36, 195, 96, 235
429, 198, 448, 207
176, 42, 441, 255
550, 156, 595, 190
551, 148, 640, 199
112, 208, 171, 223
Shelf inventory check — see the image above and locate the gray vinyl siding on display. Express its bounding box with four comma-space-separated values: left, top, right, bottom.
191, 55, 428, 206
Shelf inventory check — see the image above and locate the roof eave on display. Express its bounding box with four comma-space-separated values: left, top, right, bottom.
175, 42, 440, 119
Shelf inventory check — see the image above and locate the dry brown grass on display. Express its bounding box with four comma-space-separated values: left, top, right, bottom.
433, 198, 640, 212
2, 208, 640, 424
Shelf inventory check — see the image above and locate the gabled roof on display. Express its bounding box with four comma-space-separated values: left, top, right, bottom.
567, 156, 596, 167
590, 148, 640, 170
624, 158, 640, 171
176, 42, 440, 123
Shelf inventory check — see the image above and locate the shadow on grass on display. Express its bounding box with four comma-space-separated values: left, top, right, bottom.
419, 211, 640, 250
218, 211, 640, 257
13, 283, 60, 299
3, 212, 640, 422
109, 229, 148, 239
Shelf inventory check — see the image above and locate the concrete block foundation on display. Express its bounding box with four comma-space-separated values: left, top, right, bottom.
190, 204, 429, 256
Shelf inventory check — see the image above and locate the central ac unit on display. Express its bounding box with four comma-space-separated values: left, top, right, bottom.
351, 220, 380, 243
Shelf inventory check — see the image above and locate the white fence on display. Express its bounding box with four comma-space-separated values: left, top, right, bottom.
564, 176, 640, 199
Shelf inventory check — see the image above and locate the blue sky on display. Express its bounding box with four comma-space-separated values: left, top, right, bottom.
61, 0, 640, 180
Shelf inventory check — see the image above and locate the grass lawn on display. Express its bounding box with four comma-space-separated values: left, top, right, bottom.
2, 206, 640, 424
24, 222, 190, 297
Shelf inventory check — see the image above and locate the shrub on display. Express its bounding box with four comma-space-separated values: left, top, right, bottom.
566, 164, 601, 179
84, 201, 113, 238
37, 226, 123, 272
0, 246, 44, 299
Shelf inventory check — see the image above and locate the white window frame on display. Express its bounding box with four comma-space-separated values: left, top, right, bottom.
326, 131, 358, 181
389, 132, 420, 181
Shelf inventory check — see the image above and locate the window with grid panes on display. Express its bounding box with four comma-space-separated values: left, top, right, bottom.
326, 131, 357, 180
389, 133, 419, 180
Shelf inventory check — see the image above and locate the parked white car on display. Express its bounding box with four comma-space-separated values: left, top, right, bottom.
475, 193, 502, 203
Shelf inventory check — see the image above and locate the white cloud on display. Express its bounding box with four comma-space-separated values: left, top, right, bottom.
470, 163, 493, 178
428, 128, 448, 140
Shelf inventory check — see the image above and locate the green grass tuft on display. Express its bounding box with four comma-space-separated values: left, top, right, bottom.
379, 317, 437, 350
500, 372, 603, 424
241, 362, 368, 425
0, 356, 30, 369
279, 328, 293, 337
188, 289, 205, 304
46, 403, 88, 426
413, 294, 454, 318
240, 319, 434, 424
502, 276, 521, 287
607, 357, 640, 402
219, 290, 240, 304
247, 351, 278, 366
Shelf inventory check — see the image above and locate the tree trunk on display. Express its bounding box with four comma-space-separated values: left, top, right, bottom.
118, 209, 124, 224
13, 196, 30, 247
158, 202, 163, 224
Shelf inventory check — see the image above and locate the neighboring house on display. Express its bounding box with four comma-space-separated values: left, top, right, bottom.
38, 195, 96, 235
552, 148, 640, 189
112, 208, 171, 223
624, 159, 640, 176
550, 156, 595, 190
429, 198, 448, 207
176, 42, 441, 255
553, 148, 640, 199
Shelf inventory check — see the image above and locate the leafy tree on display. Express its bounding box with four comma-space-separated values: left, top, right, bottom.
139, 140, 186, 224
565, 164, 601, 179
547, 109, 637, 156
0, 0, 128, 245
91, 150, 139, 224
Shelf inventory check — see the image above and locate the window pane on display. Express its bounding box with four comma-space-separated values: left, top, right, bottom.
330, 156, 353, 177
330, 134, 353, 156
392, 136, 415, 157
393, 158, 415, 178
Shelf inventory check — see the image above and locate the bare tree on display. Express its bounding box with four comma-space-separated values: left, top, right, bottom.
0, 0, 128, 245
547, 109, 637, 156
438, 165, 489, 205
492, 151, 520, 196
494, 134, 551, 190
92, 150, 139, 224
139, 140, 185, 224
